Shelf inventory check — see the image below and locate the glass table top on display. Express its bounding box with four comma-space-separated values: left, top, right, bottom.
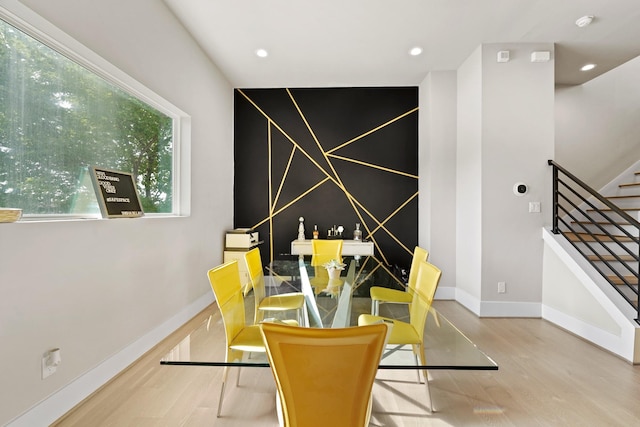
161, 255, 497, 370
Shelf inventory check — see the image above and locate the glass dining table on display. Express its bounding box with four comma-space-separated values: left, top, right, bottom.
160, 254, 498, 371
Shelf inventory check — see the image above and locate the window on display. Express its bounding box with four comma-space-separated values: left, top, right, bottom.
0, 17, 175, 217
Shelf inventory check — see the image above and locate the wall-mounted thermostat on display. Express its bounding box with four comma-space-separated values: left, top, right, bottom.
513, 182, 528, 196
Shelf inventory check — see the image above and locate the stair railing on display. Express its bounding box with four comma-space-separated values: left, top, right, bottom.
548, 160, 640, 324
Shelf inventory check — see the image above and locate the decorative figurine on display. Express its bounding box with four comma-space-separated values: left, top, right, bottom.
353, 223, 362, 240
298, 216, 305, 240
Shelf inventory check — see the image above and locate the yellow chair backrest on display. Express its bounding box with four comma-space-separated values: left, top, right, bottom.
260, 322, 389, 427
406, 246, 429, 295
311, 239, 343, 266
244, 247, 266, 320
207, 261, 247, 361
409, 260, 441, 336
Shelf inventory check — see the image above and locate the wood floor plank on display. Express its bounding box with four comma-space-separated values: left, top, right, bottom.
52, 301, 640, 426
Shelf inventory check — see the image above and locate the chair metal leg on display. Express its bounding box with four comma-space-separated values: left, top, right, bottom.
429, 306, 441, 327
423, 371, 434, 414
412, 349, 421, 383
414, 344, 434, 413
371, 300, 379, 316
217, 366, 230, 417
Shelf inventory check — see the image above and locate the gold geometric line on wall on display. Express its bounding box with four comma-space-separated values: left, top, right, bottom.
344, 194, 393, 265
326, 107, 419, 155
268, 119, 274, 259
237, 89, 335, 182
368, 192, 418, 258
346, 190, 417, 264
286, 89, 344, 187
252, 177, 331, 230
239, 88, 416, 265
379, 223, 413, 256
284, 89, 394, 263
327, 154, 420, 179
271, 140, 297, 216
366, 191, 419, 239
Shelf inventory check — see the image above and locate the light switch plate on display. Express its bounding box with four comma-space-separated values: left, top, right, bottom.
529, 202, 541, 213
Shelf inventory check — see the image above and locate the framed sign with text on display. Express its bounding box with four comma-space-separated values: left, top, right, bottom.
90, 166, 144, 218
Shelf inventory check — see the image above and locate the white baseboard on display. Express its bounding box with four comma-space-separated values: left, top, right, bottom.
7, 293, 214, 427
542, 304, 637, 363
434, 285, 455, 300
452, 287, 541, 318
479, 300, 542, 317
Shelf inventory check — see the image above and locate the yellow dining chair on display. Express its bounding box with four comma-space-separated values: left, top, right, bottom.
244, 247, 306, 326
310, 239, 343, 290
259, 322, 389, 427
207, 260, 267, 417
369, 246, 428, 315
359, 259, 441, 412
310, 239, 343, 267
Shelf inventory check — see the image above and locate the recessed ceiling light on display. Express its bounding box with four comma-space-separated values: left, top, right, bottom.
581, 63, 596, 71
255, 48, 268, 58
409, 46, 423, 56
575, 15, 594, 28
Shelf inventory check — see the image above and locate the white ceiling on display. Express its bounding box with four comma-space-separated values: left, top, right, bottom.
163, 0, 640, 88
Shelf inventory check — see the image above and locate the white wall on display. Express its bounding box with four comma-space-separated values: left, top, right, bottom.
556, 55, 640, 189
419, 71, 457, 296
542, 229, 640, 363
456, 44, 554, 316
0, 0, 233, 425
455, 47, 483, 308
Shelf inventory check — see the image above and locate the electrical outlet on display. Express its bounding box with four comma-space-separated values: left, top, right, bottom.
41, 348, 61, 379
497, 281, 506, 294
42, 355, 57, 379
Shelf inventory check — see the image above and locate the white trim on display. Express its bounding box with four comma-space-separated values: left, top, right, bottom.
449, 286, 542, 318
6, 293, 214, 427
542, 304, 636, 362
479, 301, 541, 317
542, 227, 639, 363
453, 287, 481, 316
434, 285, 456, 301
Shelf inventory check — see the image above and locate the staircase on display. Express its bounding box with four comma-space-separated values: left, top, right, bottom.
549, 161, 640, 320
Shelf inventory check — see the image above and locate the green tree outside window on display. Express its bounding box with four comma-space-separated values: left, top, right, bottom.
0, 18, 173, 216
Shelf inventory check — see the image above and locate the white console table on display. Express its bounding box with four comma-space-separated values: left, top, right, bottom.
291, 239, 374, 256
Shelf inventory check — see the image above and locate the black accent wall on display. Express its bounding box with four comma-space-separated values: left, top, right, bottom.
234, 87, 418, 269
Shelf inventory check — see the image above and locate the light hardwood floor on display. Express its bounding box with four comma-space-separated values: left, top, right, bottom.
53, 301, 640, 426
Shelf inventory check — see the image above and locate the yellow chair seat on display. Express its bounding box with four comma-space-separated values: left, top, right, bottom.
245, 247, 306, 325
259, 293, 305, 312
228, 325, 267, 353
358, 314, 421, 344
369, 287, 412, 304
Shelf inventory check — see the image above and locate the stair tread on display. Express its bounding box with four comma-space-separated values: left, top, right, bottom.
571, 221, 634, 225
586, 207, 640, 212
564, 232, 636, 242
619, 182, 640, 188
606, 195, 640, 199
608, 275, 639, 286
587, 255, 637, 262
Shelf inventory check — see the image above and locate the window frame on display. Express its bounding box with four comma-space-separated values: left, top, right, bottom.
0, 1, 190, 221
